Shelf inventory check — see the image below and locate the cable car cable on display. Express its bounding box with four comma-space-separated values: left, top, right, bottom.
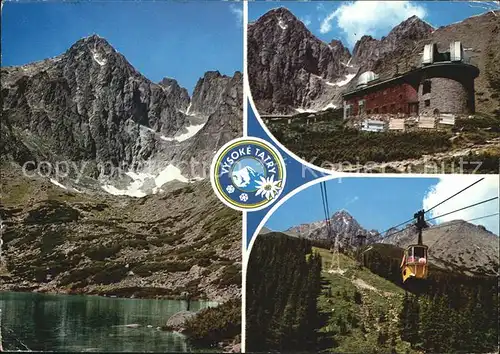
383, 206, 498, 240
426, 196, 498, 222
463, 212, 499, 223
324, 182, 332, 229
380, 216, 417, 237
324, 184, 333, 239
423, 212, 499, 231
321, 182, 332, 238
425, 177, 484, 214
384, 226, 412, 239
319, 182, 332, 241
381, 178, 485, 238
320, 182, 326, 223
320, 182, 329, 231
321, 182, 328, 233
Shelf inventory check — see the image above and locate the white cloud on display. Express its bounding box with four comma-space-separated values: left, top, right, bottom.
422, 175, 499, 235
300, 15, 312, 27
320, 1, 427, 47
229, 4, 243, 27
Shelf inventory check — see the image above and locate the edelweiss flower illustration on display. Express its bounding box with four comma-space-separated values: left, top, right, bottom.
255, 175, 282, 200
226, 185, 235, 194
239, 193, 248, 202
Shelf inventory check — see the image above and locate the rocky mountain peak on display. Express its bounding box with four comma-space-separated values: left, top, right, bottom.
2, 34, 243, 194
249, 8, 498, 115
203, 70, 223, 79
264, 7, 300, 22
82, 33, 110, 44
329, 39, 349, 51
189, 70, 240, 118
1, 35, 190, 175
59, 33, 141, 78
351, 15, 433, 69
351, 35, 377, 64
387, 15, 434, 41
232, 70, 243, 81
285, 209, 376, 248
158, 77, 190, 113
248, 7, 353, 114
399, 15, 432, 29
158, 77, 181, 87
250, 6, 308, 33
67, 34, 115, 56
331, 209, 354, 222
329, 39, 352, 62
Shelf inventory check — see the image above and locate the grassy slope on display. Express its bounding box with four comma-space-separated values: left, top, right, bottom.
0, 164, 241, 301
268, 111, 500, 172
314, 247, 418, 353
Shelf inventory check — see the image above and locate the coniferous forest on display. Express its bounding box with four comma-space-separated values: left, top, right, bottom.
363, 243, 498, 353
246, 233, 322, 352
246, 233, 499, 353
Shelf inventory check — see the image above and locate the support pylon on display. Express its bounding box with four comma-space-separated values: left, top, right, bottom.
328, 234, 345, 275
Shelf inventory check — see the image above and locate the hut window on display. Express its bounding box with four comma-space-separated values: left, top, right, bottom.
374, 107, 379, 113
345, 104, 353, 118
423, 81, 431, 94
390, 104, 396, 113
425, 99, 430, 107
358, 100, 365, 115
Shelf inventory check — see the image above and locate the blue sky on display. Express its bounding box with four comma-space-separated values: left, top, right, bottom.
265, 176, 499, 235
2, 2, 243, 94
249, 1, 496, 49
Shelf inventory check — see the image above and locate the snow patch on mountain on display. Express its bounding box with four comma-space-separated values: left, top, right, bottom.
278, 18, 288, 30
326, 74, 356, 87
160, 123, 206, 143
50, 179, 68, 190
295, 107, 318, 113
155, 165, 189, 188
323, 103, 338, 110
102, 183, 147, 198
101, 164, 189, 198
91, 49, 107, 66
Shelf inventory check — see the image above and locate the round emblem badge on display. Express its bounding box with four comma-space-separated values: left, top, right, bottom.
211, 137, 286, 211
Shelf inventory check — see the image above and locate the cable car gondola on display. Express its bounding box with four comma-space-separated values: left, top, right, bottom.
401, 244, 428, 282
401, 210, 429, 283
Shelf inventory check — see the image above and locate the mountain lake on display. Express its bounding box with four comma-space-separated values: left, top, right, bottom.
0, 291, 218, 352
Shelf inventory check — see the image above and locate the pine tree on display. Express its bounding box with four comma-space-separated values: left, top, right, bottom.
399, 292, 410, 342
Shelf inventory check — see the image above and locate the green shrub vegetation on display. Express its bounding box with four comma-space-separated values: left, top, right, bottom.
268, 113, 500, 168
184, 299, 241, 346
270, 125, 453, 165
246, 233, 322, 352
363, 244, 498, 353
246, 234, 498, 353
455, 115, 500, 131
217, 264, 241, 288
